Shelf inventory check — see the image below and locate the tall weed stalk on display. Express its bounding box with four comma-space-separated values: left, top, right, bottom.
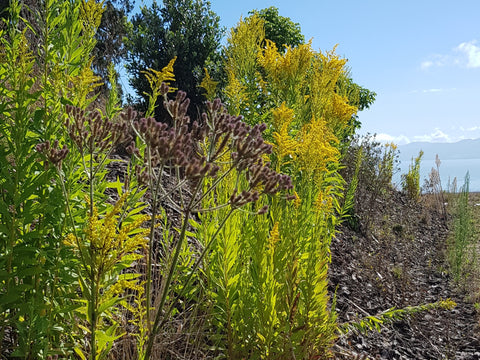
0, 0, 104, 357
448, 172, 476, 286
211, 15, 353, 358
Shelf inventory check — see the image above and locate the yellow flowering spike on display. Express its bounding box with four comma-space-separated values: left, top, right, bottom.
258, 40, 313, 102
305, 47, 358, 136
80, 0, 105, 34
268, 222, 280, 249
293, 191, 301, 209
272, 123, 297, 163
69, 58, 103, 107
257, 39, 279, 74
225, 14, 264, 80
142, 57, 177, 117
271, 102, 294, 130
71, 193, 149, 276
199, 68, 218, 101
314, 187, 334, 214
271, 102, 297, 164
142, 56, 177, 94
224, 14, 264, 115
224, 68, 248, 115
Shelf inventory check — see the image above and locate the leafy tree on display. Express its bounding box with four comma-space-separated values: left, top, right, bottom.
248, 6, 304, 51
336, 70, 377, 139
125, 0, 223, 118
92, 0, 133, 84
241, 7, 375, 137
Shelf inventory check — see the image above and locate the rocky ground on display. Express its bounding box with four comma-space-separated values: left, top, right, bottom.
330, 190, 480, 359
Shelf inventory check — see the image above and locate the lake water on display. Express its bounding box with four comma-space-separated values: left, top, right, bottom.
394, 158, 480, 192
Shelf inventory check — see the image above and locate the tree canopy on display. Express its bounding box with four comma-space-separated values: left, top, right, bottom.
233, 7, 375, 135
247, 6, 304, 51
125, 0, 223, 118
92, 0, 133, 81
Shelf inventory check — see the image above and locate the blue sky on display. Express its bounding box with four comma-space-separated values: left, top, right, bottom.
131, 0, 480, 144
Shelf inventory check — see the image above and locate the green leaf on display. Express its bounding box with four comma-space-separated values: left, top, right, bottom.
74, 347, 87, 360
106, 178, 124, 196
60, 97, 74, 106
97, 296, 120, 316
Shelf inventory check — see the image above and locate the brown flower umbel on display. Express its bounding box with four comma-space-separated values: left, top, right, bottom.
36, 140, 69, 168
133, 87, 292, 209
65, 104, 132, 155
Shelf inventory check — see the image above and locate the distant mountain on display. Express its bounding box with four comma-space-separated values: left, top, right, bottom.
397, 138, 480, 161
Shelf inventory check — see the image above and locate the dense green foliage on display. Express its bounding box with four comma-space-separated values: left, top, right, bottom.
0, 1, 104, 357
93, 0, 133, 85
125, 0, 223, 117
0, 1, 461, 359
247, 6, 304, 51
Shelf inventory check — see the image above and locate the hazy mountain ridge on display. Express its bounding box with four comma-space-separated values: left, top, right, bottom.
398, 138, 480, 161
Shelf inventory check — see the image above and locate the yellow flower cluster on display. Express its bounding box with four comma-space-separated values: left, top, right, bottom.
142, 56, 177, 95
225, 15, 264, 81
293, 191, 301, 209
314, 186, 334, 215
271, 103, 297, 162
297, 117, 339, 175
271, 102, 294, 130
199, 68, 218, 101
269, 102, 340, 176
224, 14, 264, 117
268, 222, 280, 249
68, 58, 103, 108
307, 51, 357, 133
86, 196, 149, 273
258, 40, 312, 96
142, 57, 177, 117
65, 194, 149, 277
80, 0, 105, 35
224, 69, 248, 116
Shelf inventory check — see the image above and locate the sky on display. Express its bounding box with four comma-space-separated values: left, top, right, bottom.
131, 0, 480, 144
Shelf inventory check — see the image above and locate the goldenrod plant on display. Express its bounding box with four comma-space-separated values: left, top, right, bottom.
0, 0, 108, 357
205, 15, 354, 358
340, 299, 456, 335
62, 196, 149, 360
199, 68, 219, 101
0, 1, 458, 357
402, 150, 424, 201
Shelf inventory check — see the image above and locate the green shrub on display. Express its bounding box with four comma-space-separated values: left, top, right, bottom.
401, 150, 423, 201
340, 134, 399, 233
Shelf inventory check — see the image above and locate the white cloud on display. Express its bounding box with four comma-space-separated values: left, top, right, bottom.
413, 128, 451, 143
375, 133, 394, 142
420, 54, 450, 70
420, 60, 433, 70
410, 88, 456, 94
372, 127, 480, 146
456, 40, 480, 68
421, 40, 480, 69
375, 133, 411, 145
